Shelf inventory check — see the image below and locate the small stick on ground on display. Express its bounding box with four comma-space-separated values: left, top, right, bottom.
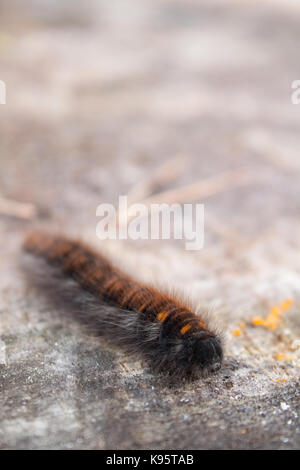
0, 196, 37, 220
119, 168, 253, 226
126, 154, 188, 205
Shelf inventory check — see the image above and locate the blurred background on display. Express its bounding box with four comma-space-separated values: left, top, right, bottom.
0, 0, 299, 450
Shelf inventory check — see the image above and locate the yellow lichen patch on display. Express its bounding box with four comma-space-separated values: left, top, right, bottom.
275, 352, 293, 362
279, 299, 293, 311
232, 328, 242, 337
251, 316, 264, 326
232, 321, 247, 337
276, 377, 287, 383
251, 299, 293, 330
264, 307, 281, 330
276, 352, 284, 361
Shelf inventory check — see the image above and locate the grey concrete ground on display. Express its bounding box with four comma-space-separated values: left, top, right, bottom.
0, 0, 299, 449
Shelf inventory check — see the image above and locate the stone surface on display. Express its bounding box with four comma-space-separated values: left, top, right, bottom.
0, 0, 299, 449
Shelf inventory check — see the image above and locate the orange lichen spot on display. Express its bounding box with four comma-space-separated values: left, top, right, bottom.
280, 299, 293, 311
231, 322, 246, 337
180, 324, 192, 335
252, 316, 264, 326
271, 306, 281, 317
264, 313, 280, 330
276, 377, 287, 383
251, 299, 293, 331
232, 328, 242, 337
259, 306, 281, 330
241, 429, 247, 435
276, 352, 284, 361
157, 311, 169, 322
275, 352, 293, 362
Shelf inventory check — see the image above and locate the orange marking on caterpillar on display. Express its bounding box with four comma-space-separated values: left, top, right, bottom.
157, 311, 169, 322
180, 324, 192, 335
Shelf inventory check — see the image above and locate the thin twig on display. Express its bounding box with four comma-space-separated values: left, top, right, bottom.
0, 196, 37, 220
119, 168, 253, 226
126, 154, 188, 204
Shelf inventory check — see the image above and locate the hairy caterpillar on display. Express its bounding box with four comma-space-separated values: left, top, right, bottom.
23, 231, 223, 378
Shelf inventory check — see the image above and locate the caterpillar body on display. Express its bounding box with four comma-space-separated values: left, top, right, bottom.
23, 232, 223, 378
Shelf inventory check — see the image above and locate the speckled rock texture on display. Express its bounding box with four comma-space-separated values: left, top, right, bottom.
0, 0, 299, 450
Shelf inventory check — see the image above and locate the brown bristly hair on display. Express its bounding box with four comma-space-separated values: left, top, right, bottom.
23, 231, 223, 379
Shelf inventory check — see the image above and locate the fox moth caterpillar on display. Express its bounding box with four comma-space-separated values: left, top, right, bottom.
23, 231, 223, 378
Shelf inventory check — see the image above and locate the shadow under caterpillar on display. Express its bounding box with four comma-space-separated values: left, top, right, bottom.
22, 231, 223, 379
